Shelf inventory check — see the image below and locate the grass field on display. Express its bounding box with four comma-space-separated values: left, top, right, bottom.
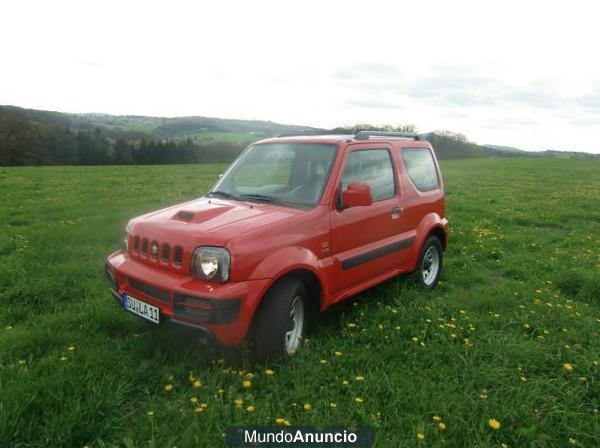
1, 159, 599, 448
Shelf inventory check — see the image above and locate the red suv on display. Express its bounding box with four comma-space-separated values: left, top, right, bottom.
105, 131, 448, 358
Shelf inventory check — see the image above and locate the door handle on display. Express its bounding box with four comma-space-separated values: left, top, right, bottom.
391, 206, 403, 214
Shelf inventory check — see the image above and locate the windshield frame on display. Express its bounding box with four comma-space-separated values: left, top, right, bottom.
209, 141, 339, 209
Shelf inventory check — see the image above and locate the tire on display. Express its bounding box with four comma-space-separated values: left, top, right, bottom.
415, 236, 443, 289
253, 278, 307, 360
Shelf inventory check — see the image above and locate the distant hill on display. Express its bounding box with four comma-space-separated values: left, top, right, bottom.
483, 143, 599, 160
2, 104, 597, 166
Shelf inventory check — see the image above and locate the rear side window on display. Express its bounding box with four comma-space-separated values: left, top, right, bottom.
401, 148, 439, 191
342, 149, 395, 201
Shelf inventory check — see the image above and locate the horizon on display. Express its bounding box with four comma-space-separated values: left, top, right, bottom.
2, 1, 600, 153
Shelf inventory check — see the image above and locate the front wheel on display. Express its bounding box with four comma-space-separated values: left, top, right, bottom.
252, 278, 307, 360
415, 236, 443, 289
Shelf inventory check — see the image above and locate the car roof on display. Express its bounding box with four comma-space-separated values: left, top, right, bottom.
255, 134, 430, 145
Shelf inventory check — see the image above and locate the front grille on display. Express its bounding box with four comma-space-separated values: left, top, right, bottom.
128, 278, 171, 303
130, 234, 184, 269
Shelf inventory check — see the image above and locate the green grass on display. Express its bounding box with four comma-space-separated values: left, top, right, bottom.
1, 159, 599, 448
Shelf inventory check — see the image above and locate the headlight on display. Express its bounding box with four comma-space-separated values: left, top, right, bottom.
191, 247, 230, 282
123, 223, 132, 252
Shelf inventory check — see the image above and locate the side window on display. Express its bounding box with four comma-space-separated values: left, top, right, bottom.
342, 149, 395, 201
401, 148, 439, 192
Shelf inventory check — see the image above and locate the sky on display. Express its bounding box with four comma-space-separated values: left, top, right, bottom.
1, 0, 600, 153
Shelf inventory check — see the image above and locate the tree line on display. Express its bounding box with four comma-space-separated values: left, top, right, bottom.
0, 121, 248, 166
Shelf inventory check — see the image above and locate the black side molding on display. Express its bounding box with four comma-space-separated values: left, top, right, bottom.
341, 237, 415, 270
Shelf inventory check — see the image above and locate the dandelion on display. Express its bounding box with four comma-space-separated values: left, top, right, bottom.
563, 363, 574, 373
417, 432, 425, 440
265, 369, 274, 375
354, 397, 363, 403
246, 405, 255, 412
355, 375, 365, 381
488, 418, 501, 430
5, 325, 13, 330
60, 356, 68, 362
523, 324, 530, 330
67, 345, 75, 351
334, 351, 343, 356
520, 376, 528, 382
411, 337, 419, 342
438, 422, 446, 431
432, 415, 441, 422
164, 384, 174, 392
193, 380, 202, 388
18, 359, 26, 366
275, 418, 285, 425
342, 380, 349, 386
190, 397, 198, 404
303, 403, 311, 411
243, 380, 252, 388
330, 402, 337, 408
568, 438, 577, 445
320, 359, 328, 364
194, 407, 204, 414
234, 399, 244, 406
147, 410, 155, 416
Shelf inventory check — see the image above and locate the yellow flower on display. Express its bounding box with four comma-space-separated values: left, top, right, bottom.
320, 359, 328, 364
246, 405, 255, 412
342, 380, 349, 386
242, 380, 252, 388
18, 359, 26, 366
303, 403, 311, 411
438, 422, 447, 431
60, 356, 68, 362
411, 337, 419, 342
275, 417, 285, 425
432, 415, 441, 422
5, 325, 13, 330
563, 363, 574, 373
479, 393, 488, 400
190, 397, 198, 404
330, 402, 337, 408
417, 432, 425, 440
193, 380, 202, 388
334, 351, 343, 356
354, 397, 363, 403
488, 418, 501, 430
265, 369, 274, 375
164, 383, 174, 392
355, 375, 365, 381
520, 376, 528, 382
147, 410, 155, 416
568, 437, 577, 445
523, 324, 530, 330
67, 345, 75, 351
234, 398, 244, 406
194, 407, 204, 413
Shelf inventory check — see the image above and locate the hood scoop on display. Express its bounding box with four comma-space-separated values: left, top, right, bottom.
173, 210, 195, 221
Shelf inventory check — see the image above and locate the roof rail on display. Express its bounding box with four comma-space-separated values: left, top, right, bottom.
354, 131, 421, 141
275, 130, 332, 138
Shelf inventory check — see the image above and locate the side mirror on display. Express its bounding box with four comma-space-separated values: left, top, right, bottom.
341, 182, 373, 209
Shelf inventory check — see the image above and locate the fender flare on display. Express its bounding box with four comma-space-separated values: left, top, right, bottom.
408, 213, 448, 270
246, 246, 331, 308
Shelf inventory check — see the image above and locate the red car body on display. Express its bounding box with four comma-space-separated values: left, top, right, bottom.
105, 134, 448, 347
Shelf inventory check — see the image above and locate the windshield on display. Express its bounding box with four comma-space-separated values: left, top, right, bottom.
210, 142, 337, 207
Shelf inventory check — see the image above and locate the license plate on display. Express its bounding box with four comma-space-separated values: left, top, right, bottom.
123, 294, 160, 324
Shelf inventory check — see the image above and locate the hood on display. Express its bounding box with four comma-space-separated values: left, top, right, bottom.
129, 197, 301, 248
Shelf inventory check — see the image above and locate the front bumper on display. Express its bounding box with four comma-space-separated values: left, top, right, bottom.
105, 250, 271, 346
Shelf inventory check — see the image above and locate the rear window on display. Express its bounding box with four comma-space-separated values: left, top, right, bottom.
401, 148, 439, 191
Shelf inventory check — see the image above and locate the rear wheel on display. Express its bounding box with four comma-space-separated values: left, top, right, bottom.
415, 236, 443, 289
253, 278, 307, 360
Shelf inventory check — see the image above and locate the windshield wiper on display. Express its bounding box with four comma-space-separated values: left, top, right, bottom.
206, 190, 239, 200
239, 193, 283, 204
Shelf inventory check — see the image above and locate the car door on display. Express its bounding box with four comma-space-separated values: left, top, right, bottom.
330, 144, 408, 292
